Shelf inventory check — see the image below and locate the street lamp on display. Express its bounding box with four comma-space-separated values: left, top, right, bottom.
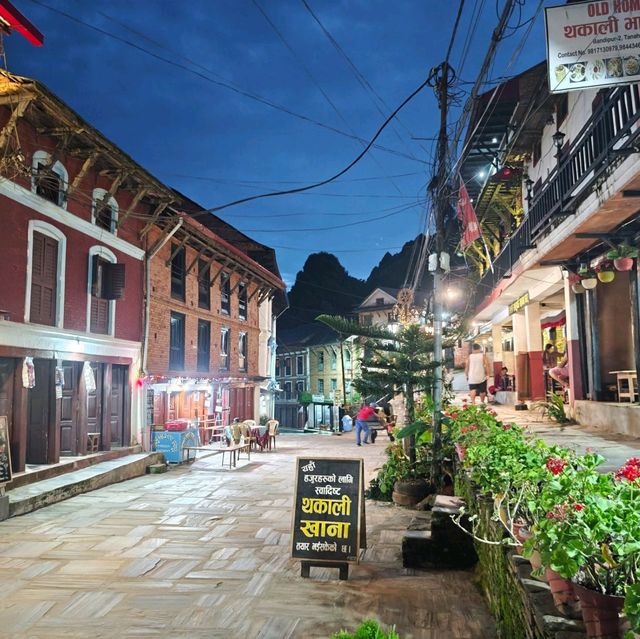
525, 176, 534, 204
552, 130, 566, 160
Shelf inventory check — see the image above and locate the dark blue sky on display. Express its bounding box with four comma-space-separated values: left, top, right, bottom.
8, 0, 547, 285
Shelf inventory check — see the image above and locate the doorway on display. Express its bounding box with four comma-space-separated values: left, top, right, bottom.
60, 362, 81, 456
109, 364, 128, 447
27, 359, 53, 465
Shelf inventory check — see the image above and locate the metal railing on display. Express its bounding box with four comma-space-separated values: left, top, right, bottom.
472, 84, 640, 311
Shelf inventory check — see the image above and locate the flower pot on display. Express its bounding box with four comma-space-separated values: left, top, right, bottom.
392, 478, 432, 507
581, 277, 598, 289
597, 271, 615, 283
545, 568, 581, 618
613, 257, 634, 271
573, 583, 624, 639
572, 282, 586, 294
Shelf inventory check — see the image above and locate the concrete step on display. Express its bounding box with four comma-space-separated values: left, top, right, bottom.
7, 452, 164, 518
147, 463, 168, 474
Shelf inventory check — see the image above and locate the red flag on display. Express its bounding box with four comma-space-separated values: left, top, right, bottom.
456, 180, 481, 248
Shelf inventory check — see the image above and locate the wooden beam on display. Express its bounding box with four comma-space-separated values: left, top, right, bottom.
68, 151, 98, 196
164, 235, 188, 267
229, 271, 247, 295
0, 98, 31, 152
140, 202, 169, 238
209, 262, 228, 287
248, 285, 263, 303
185, 248, 206, 277
117, 187, 148, 228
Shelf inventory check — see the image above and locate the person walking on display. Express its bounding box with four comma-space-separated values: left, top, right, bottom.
465, 343, 491, 404
355, 402, 376, 446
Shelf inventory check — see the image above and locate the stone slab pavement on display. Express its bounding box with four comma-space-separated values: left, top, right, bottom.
0, 430, 496, 639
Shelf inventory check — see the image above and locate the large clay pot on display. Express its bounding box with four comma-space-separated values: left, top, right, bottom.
573, 583, 624, 639
546, 568, 581, 618
527, 549, 547, 582
392, 478, 431, 506
614, 257, 634, 271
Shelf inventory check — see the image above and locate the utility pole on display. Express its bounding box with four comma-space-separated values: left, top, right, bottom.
430, 61, 453, 487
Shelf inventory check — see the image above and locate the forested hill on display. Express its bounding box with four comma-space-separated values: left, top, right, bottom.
278, 236, 431, 329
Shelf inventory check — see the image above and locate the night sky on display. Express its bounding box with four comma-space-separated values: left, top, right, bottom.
7, 0, 547, 285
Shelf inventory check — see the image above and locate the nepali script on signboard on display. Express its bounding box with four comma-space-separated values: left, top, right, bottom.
545, 0, 640, 93
291, 457, 363, 564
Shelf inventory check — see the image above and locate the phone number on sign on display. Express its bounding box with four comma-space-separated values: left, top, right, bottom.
585, 43, 640, 55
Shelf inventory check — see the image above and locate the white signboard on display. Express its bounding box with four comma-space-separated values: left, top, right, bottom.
545, 0, 640, 94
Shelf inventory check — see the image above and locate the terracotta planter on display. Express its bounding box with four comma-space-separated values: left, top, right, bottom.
573, 583, 624, 639
527, 549, 547, 582
392, 478, 431, 506
613, 257, 634, 271
545, 568, 581, 618
597, 271, 615, 283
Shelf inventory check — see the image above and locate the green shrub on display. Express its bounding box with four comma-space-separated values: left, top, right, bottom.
331, 619, 400, 639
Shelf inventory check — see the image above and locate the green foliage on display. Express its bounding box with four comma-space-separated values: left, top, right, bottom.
605, 243, 639, 259
449, 403, 640, 610
625, 584, 640, 636
331, 619, 400, 639
368, 442, 431, 500
531, 392, 571, 423
298, 391, 312, 406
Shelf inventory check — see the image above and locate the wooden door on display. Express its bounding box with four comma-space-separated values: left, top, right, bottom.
60, 362, 80, 455
86, 363, 103, 450
0, 359, 16, 463
110, 365, 126, 447
27, 359, 52, 464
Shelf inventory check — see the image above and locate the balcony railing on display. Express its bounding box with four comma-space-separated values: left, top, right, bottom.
473, 84, 640, 311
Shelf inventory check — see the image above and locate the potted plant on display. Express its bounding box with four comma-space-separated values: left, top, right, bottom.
596, 259, 616, 283
580, 270, 598, 290
606, 244, 639, 272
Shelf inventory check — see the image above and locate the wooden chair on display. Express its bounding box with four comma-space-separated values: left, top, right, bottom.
266, 419, 279, 450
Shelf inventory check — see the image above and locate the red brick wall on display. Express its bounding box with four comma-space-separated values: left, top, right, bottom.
0, 107, 151, 342
146, 226, 261, 378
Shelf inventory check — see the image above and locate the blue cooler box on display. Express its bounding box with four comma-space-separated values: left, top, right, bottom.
151, 428, 199, 463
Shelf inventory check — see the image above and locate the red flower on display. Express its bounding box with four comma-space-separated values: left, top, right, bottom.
615, 457, 640, 481
502, 424, 512, 431
574, 503, 584, 511
546, 457, 568, 475
451, 412, 458, 420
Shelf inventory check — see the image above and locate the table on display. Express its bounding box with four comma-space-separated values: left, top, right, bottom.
610, 370, 638, 402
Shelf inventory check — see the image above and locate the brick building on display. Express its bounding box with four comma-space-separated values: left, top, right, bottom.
0, 71, 179, 470
144, 208, 285, 434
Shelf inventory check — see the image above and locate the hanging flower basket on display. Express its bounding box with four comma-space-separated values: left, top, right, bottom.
596, 259, 615, 282
613, 257, 634, 272
597, 271, 615, 283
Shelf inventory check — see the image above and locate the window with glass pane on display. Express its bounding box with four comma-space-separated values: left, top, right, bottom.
170, 244, 186, 301
197, 319, 211, 372
238, 282, 247, 320
317, 351, 324, 372
198, 259, 211, 310
331, 378, 337, 391
296, 355, 304, 375
238, 332, 247, 371
331, 352, 337, 370
35, 163, 63, 206
220, 272, 230, 314
296, 380, 305, 393
345, 349, 352, 369
220, 327, 229, 370
284, 381, 292, 399
284, 357, 291, 376
318, 379, 324, 394
169, 312, 185, 370
275, 358, 281, 377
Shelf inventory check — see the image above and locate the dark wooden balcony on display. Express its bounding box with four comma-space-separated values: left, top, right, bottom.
473, 84, 640, 311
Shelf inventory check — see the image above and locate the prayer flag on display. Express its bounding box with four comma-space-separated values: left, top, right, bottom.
456, 180, 481, 248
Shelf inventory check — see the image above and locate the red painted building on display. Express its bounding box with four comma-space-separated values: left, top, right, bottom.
0, 71, 179, 471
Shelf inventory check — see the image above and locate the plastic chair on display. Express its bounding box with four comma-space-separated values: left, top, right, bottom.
267, 419, 279, 450
240, 421, 257, 450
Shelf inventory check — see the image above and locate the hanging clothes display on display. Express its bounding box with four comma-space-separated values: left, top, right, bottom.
82, 362, 96, 393
22, 357, 35, 389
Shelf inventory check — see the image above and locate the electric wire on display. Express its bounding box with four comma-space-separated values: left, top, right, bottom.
24, 0, 425, 166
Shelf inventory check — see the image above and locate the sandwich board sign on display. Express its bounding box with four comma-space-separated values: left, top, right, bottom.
291, 457, 366, 580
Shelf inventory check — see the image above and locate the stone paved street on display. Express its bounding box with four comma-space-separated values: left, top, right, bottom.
0, 432, 496, 639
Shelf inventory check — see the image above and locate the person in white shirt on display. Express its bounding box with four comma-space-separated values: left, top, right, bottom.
465, 343, 491, 404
